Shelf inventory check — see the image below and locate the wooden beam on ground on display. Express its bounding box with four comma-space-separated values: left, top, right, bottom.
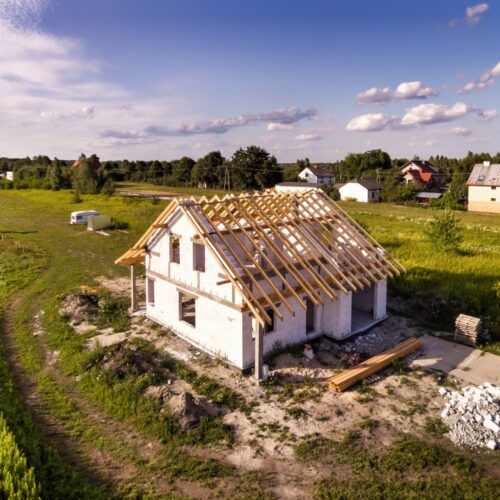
328, 337, 421, 392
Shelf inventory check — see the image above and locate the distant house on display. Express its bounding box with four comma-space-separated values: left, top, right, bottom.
298, 166, 335, 185
72, 157, 101, 172
466, 162, 500, 214
0, 171, 13, 181
338, 179, 381, 202
275, 182, 321, 193
415, 192, 443, 205
401, 160, 442, 189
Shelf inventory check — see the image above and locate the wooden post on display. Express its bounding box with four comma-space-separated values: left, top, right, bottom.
130, 264, 137, 311
255, 324, 264, 381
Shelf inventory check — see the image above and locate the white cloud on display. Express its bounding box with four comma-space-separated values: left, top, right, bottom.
465, 3, 489, 25
295, 133, 322, 141
40, 105, 95, 120
477, 109, 497, 121
394, 81, 438, 100
101, 107, 317, 140
346, 113, 392, 132
347, 102, 495, 132
267, 122, 295, 131
356, 81, 438, 105
451, 126, 471, 136
457, 60, 500, 94
356, 87, 392, 105
401, 102, 474, 126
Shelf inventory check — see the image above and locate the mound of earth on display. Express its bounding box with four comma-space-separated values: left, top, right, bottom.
60, 291, 99, 323
95, 342, 162, 379
169, 392, 216, 430
145, 386, 220, 430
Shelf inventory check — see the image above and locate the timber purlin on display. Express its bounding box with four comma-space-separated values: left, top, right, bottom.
116, 189, 404, 327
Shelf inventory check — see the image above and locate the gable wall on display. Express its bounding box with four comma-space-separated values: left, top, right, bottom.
339, 183, 369, 202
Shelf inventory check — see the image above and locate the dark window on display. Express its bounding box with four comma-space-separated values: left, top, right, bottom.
76, 215, 82, 220
147, 278, 155, 305
171, 236, 180, 263
478, 175, 485, 181
264, 308, 275, 334
491, 198, 496, 202
193, 243, 205, 272
180, 292, 196, 327
492, 186, 496, 190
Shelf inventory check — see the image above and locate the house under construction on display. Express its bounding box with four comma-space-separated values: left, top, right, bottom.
116, 189, 404, 378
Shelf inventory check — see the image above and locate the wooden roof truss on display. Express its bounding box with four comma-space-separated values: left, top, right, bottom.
116, 189, 405, 326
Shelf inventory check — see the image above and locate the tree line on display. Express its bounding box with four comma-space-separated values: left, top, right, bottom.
1, 147, 499, 204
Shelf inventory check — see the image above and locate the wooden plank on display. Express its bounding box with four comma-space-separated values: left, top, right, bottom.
328, 338, 421, 392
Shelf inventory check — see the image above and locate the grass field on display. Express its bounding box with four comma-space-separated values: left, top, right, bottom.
0, 187, 499, 497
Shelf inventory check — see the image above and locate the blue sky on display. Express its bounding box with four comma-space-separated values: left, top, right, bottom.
1, 0, 499, 161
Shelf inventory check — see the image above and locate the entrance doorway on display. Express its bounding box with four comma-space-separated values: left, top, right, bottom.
306, 298, 315, 333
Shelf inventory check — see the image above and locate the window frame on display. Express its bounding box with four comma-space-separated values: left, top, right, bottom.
147, 278, 155, 306
193, 241, 206, 272
179, 291, 196, 327
170, 235, 180, 264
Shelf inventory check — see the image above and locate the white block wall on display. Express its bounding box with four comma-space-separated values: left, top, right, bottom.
146, 277, 245, 367
373, 279, 387, 320
322, 291, 352, 340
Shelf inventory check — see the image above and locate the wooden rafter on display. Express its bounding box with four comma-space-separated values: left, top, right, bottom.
115, 189, 405, 328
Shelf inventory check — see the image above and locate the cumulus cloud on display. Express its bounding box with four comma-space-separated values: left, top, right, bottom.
295, 133, 322, 141
267, 122, 296, 131
356, 81, 438, 105
457, 60, 500, 94
465, 3, 489, 25
394, 81, 438, 100
400, 102, 474, 126
101, 107, 317, 140
41, 105, 95, 120
451, 126, 472, 136
477, 109, 497, 121
346, 113, 393, 132
347, 102, 495, 132
356, 87, 392, 105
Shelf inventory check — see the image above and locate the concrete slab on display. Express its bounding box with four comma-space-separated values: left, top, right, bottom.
411, 335, 500, 386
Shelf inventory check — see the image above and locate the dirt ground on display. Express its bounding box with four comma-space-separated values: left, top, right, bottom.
56, 275, 494, 497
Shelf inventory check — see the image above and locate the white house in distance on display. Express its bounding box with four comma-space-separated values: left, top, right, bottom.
466, 162, 500, 214
338, 179, 382, 202
275, 181, 321, 193
116, 190, 403, 379
401, 160, 442, 190
298, 166, 335, 185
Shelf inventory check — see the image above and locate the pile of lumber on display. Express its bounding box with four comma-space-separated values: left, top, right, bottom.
455, 314, 482, 347
328, 337, 421, 393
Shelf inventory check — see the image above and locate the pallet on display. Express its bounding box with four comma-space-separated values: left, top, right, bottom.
328, 337, 421, 392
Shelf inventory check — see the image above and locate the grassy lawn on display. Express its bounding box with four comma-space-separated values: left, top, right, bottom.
117, 181, 230, 198
0, 187, 499, 497
339, 200, 500, 344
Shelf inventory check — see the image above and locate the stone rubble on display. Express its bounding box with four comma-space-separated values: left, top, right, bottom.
440, 383, 500, 450
342, 330, 406, 356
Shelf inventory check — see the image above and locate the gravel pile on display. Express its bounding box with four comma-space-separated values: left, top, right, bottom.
343, 330, 406, 356
440, 383, 500, 450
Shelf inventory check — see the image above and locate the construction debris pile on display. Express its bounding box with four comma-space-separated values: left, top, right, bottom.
342, 330, 407, 356
440, 383, 500, 450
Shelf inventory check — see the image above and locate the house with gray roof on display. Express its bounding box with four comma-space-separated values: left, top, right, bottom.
298, 166, 335, 185
466, 162, 500, 214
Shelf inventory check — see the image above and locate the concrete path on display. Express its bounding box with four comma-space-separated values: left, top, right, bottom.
411, 334, 500, 386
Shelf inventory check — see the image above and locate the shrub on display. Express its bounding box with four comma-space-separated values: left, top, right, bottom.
426, 209, 463, 253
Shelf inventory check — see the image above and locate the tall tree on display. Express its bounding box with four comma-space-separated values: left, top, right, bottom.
230, 146, 282, 190
171, 156, 195, 186
191, 151, 225, 188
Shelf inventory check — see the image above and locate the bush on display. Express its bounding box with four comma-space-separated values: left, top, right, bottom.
426, 209, 463, 253
0, 413, 40, 500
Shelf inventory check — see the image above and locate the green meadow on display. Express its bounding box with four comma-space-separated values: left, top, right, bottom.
0, 187, 499, 497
